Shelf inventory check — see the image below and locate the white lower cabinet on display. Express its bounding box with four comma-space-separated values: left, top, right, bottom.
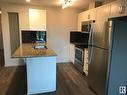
26, 57, 56, 95
69, 44, 75, 64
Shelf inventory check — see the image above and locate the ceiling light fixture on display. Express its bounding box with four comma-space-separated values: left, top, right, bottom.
26, 0, 31, 2
59, 0, 73, 9
0, 11, 1, 14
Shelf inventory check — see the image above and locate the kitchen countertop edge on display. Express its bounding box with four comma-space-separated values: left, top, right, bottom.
12, 43, 57, 58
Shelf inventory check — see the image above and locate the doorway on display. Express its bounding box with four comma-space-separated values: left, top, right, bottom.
8, 12, 20, 55
0, 9, 5, 66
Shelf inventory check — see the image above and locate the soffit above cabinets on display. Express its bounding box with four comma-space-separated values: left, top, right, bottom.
0, 0, 91, 10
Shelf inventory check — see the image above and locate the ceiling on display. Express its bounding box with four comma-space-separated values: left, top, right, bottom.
0, 0, 93, 10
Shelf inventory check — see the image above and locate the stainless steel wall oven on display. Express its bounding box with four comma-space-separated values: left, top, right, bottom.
74, 45, 87, 73
75, 47, 84, 64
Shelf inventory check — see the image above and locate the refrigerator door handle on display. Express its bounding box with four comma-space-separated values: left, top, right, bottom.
88, 27, 92, 45
88, 24, 94, 64
108, 21, 112, 49
88, 23, 94, 46
92, 27, 94, 46
88, 46, 93, 64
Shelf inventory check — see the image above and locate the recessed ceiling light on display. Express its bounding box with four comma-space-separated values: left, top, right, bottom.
26, 0, 31, 2
0, 11, 2, 14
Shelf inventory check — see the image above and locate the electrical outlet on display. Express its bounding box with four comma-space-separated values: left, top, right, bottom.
119, 86, 126, 94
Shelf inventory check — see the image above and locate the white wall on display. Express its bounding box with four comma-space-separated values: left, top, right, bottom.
1, 3, 22, 66
47, 7, 78, 62
0, 3, 78, 66
8, 13, 20, 55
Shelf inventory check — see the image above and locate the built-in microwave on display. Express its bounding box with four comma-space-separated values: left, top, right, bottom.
81, 20, 95, 33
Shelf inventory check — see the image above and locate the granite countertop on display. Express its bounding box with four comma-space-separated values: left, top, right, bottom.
12, 43, 57, 58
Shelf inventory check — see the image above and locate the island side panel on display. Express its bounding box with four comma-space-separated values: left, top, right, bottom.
26, 56, 56, 95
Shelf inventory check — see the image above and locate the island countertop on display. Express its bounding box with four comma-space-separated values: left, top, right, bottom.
12, 43, 57, 58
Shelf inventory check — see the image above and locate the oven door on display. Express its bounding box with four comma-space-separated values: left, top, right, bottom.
74, 59, 83, 73
75, 47, 84, 63
74, 47, 84, 73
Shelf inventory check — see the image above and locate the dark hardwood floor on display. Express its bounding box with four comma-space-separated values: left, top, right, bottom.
0, 50, 4, 66
0, 50, 16, 95
0, 51, 95, 95
56, 63, 95, 95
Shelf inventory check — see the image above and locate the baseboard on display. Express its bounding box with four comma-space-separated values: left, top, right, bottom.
56, 62, 70, 64
5, 63, 25, 67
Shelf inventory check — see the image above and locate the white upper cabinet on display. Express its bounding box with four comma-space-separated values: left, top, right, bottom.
29, 9, 46, 31
78, 10, 89, 31
19, 10, 29, 30
89, 8, 96, 21
78, 0, 127, 27
110, 0, 127, 18
122, 0, 127, 16
96, 4, 110, 22
78, 8, 96, 31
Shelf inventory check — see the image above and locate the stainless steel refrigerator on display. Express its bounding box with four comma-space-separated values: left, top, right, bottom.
88, 17, 127, 95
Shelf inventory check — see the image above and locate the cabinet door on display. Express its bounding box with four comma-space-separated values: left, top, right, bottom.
77, 13, 82, 31
78, 10, 89, 31
26, 57, 56, 94
123, 0, 127, 16
69, 44, 75, 63
29, 9, 46, 30
92, 4, 110, 49
19, 10, 29, 30
110, 0, 126, 18
77, 9, 96, 31
77, 13, 83, 31
89, 8, 96, 21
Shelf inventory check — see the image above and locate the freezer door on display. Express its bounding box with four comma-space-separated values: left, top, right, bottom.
91, 21, 109, 49
88, 47, 109, 95
90, 5, 110, 49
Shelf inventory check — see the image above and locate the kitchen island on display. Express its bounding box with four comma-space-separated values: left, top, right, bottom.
12, 44, 57, 95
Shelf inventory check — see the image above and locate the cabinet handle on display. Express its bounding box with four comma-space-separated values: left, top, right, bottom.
88, 14, 90, 19
119, 6, 125, 14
